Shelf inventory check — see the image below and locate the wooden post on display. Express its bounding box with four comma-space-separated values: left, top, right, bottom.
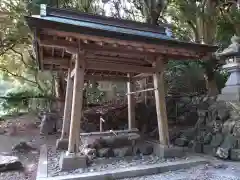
67, 53, 85, 154
127, 73, 136, 130
152, 58, 169, 146
60, 68, 73, 140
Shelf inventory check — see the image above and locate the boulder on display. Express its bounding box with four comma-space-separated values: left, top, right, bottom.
216, 147, 229, 159
113, 147, 132, 157
0, 155, 23, 172
0, 128, 5, 135
212, 120, 223, 133
203, 145, 215, 155
192, 142, 203, 153
217, 109, 230, 122
81, 148, 96, 158
134, 143, 153, 155
12, 141, 36, 153
210, 133, 223, 148
216, 135, 237, 159
39, 112, 60, 135
233, 121, 240, 137
204, 133, 212, 145
97, 148, 114, 158
222, 119, 236, 135
230, 149, 240, 161
174, 138, 189, 147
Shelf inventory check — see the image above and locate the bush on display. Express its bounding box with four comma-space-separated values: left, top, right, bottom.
1, 86, 45, 113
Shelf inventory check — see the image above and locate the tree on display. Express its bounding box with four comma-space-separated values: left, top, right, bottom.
165, 0, 232, 96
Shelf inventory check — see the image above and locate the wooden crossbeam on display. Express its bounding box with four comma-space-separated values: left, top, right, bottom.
39, 36, 200, 59
70, 68, 75, 78
133, 73, 152, 80
84, 75, 128, 81
43, 57, 69, 66
86, 61, 156, 73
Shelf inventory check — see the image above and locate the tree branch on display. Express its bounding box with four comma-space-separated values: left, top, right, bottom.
0, 66, 38, 84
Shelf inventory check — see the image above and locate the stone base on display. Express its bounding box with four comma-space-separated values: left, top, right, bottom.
56, 139, 68, 150
59, 152, 87, 171
217, 93, 240, 102
151, 143, 185, 158
230, 149, 240, 161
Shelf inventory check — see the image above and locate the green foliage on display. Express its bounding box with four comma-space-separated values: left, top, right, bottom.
1, 85, 46, 113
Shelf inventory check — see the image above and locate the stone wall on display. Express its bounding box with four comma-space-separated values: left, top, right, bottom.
173, 97, 240, 161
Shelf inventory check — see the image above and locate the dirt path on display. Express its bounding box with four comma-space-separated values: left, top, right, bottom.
0, 113, 58, 180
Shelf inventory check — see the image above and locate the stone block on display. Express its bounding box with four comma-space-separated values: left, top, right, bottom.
133, 143, 154, 155
210, 133, 223, 147
203, 145, 214, 155
230, 149, 240, 161
192, 142, 203, 153
97, 148, 114, 158
56, 139, 68, 150
59, 152, 87, 171
174, 138, 188, 147
113, 147, 133, 157
153, 144, 185, 158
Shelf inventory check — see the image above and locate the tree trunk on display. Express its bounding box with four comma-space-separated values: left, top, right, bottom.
204, 62, 219, 96
54, 72, 66, 113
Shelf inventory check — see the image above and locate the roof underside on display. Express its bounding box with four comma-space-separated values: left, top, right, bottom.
26, 6, 218, 78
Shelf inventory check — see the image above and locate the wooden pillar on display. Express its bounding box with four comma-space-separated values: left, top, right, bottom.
67, 53, 85, 154
60, 68, 73, 140
127, 73, 136, 129
139, 78, 147, 104
152, 58, 169, 146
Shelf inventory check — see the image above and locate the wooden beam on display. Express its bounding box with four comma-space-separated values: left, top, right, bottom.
84, 75, 128, 82
152, 57, 169, 146
68, 53, 85, 154
86, 55, 148, 66
127, 73, 136, 129
60, 68, 73, 139
86, 61, 156, 73
42, 29, 208, 58
133, 73, 152, 80
70, 68, 75, 78
43, 57, 70, 67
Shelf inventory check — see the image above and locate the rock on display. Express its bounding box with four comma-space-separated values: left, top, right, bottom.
134, 144, 153, 155
230, 149, 240, 161
210, 133, 223, 147
113, 147, 132, 157
0, 128, 5, 134
39, 112, 58, 135
233, 121, 240, 137
203, 145, 215, 155
217, 109, 230, 122
222, 119, 236, 135
216, 135, 237, 159
0, 155, 23, 172
212, 120, 222, 133
221, 135, 237, 150
81, 148, 96, 157
214, 164, 228, 169
7, 124, 17, 136
174, 138, 189, 147
97, 148, 114, 158
89, 138, 105, 150
192, 142, 203, 153
12, 141, 36, 153
216, 147, 229, 159
204, 133, 212, 145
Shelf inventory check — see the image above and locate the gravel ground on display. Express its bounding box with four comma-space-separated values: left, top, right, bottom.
47, 145, 187, 177
122, 163, 240, 180
0, 113, 59, 180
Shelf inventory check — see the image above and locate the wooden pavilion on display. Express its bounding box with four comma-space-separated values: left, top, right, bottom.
26, 5, 217, 170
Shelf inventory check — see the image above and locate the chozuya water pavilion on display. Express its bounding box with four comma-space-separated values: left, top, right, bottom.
26, 4, 217, 170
